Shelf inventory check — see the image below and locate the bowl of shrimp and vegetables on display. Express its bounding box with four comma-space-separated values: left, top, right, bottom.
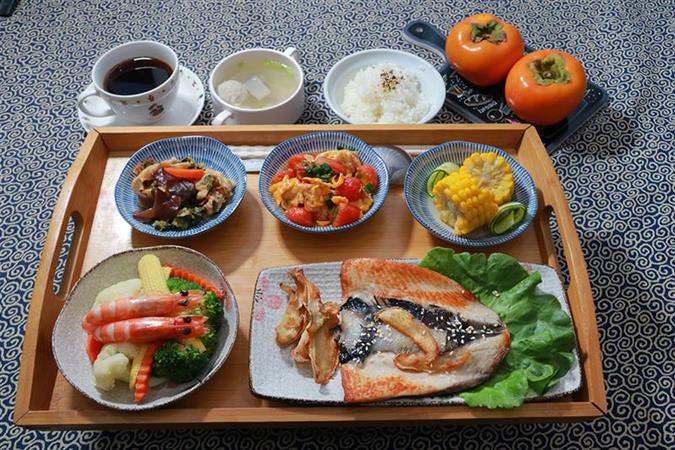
52, 246, 238, 410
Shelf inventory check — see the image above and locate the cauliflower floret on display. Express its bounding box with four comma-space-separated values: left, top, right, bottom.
93, 343, 141, 391
93, 279, 142, 307
94, 353, 130, 391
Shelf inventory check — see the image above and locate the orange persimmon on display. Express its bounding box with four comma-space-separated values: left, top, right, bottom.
445, 13, 524, 87
505, 49, 587, 125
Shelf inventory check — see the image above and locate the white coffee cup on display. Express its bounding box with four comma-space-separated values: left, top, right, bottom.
209, 48, 305, 125
77, 41, 180, 125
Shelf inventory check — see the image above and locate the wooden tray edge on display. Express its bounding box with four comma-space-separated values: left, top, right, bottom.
13, 124, 607, 427
15, 401, 605, 429
520, 127, 607, 414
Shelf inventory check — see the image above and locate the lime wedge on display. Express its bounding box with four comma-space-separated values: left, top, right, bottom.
426, 162, 460, 197
489, 202, 527, 235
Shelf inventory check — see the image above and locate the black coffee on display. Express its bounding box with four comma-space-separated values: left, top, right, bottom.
104, 57, 172, 95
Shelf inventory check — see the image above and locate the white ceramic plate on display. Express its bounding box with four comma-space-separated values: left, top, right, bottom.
77, 66, 205, 132
323, 49, 446, 124
249, 259, 581, 405
52, 245, 239, 411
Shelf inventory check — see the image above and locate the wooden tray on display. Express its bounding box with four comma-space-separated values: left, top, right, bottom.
14, 124, 606, 428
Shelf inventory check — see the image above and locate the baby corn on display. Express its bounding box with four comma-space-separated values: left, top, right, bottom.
432, 171, 498, 236
461, 152, 514, 205
138, 254, 170, 295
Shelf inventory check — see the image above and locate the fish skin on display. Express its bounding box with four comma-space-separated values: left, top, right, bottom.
338, 258, 510, 403
341, 332, 510, 403
340, 258, 501, 324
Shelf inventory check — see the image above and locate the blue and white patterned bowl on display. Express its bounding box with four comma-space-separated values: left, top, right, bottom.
114, 136, 247, 238
404, 141, 538, 247
259, 132, 389, 233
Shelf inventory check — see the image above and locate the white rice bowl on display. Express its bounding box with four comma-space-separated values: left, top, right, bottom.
340, 64, 430, 124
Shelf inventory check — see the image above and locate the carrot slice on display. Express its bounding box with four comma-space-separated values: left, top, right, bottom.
167, 266, 224, 301
163, 167, 205, 180
134, 342, 159, 402
86, 334, 103, 364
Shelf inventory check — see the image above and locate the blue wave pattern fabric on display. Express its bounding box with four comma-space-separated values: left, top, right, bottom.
259, 131, 389, 233
404, 141, 537, 247
115, 136, 246, 238
0, 0, 673, 448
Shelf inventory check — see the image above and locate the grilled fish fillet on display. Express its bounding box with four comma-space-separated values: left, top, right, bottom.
339, 258, 510, 403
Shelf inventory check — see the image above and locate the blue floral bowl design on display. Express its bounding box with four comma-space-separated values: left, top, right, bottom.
404, 141, 538, 247
259, 132, 389, 233
114, 136, 247, 238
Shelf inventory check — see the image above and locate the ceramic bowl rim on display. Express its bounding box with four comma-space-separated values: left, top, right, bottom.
258, 131, 390, 233
51, 244, 240, 411
403, 140, 538, 247
323, 48, 446, 124
208, 47, 305, 113
113, 135, 247, 239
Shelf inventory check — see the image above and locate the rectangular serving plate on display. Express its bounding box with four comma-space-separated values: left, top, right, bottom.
250, 260, 582, 404
14, 124, 606, 428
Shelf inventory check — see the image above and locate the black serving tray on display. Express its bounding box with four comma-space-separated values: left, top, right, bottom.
403, 20, 608, 152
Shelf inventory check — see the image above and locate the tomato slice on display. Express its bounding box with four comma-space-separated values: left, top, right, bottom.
333, 203, 361, 227
286, 207, 315, 227
315, 157, 347, 175
271, 168, 295, 184
288, 154, 312, 178
336, 176, 364, 201
357, 165, 378, 191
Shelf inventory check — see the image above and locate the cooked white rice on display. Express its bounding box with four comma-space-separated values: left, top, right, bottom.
340, 64, 430, 124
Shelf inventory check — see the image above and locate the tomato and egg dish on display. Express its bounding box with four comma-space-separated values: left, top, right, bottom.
268, 150, 379, 227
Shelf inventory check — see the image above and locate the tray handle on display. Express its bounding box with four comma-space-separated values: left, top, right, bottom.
48, 212, 85, 300
522, 128, 607, 413
15, 131, 107, 417
402, 20, 450, 77
43, 140, 104, 302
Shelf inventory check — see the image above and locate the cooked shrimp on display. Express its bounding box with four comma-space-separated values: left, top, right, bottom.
91, 316, 207, 344
82, 291, 204, 333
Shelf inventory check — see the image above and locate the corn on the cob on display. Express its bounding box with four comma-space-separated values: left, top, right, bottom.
433, 171, 498, 235
138, 254, 170, 295
460, 152, 514, 205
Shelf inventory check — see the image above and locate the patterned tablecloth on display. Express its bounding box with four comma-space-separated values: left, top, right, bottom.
1, 0, 673, 448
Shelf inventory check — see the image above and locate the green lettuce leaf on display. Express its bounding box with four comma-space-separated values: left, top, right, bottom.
459, 368, 529, 409
419, 247, 576, 408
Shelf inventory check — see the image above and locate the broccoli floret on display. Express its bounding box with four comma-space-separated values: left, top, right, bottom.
190, 292, 223, 354
153, 220, 171, 231
197, 292, 223, 329
199, 328, 219, 355
152, 342, 210, 383
166, 277, 202, 293
166, 278, 224, 356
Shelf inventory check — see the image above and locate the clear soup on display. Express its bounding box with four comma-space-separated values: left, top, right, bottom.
217, 59, 299, 109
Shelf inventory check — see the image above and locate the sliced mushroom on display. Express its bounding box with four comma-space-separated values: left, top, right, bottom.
275, 283, 306, 347
375, 307, 439, 363
393, 350, 470, 374
131, 163, 160, 192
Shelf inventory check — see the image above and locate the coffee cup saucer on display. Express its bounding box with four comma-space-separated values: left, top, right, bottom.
77, 65, 205, 131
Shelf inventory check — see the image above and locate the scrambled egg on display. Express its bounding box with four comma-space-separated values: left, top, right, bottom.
269, 150, 376, 226
269, 176, 333, 221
